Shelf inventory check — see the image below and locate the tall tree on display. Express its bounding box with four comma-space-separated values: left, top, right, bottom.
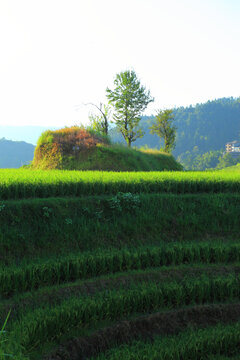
106, 70, 154, 147
150, 109, 176, 153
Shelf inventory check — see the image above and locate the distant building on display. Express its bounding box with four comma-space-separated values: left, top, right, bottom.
225, 140, 240, 157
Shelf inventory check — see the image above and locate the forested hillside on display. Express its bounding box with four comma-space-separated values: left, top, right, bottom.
110, 97, 240, 169
174, 97, 240, 155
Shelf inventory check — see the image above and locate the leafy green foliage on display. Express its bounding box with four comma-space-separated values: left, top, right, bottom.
149, 109, 176, 153
42, 206, 53, 218
216, 152, 240, 169
178, 150, 240, 171
87, 103, 111, 136
106, 70, 154, 147
107, 192, 140, 213
177, 149, 223, 170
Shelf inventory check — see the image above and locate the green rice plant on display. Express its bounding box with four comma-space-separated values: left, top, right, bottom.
1, 192, 240, 264
8, 275, 240, 354
1, 241, 240, 297
2, 263, 240, 325
0, 311, 12, 360
0, 169, 240, 200
1, 192, 240, 265
93, 322, 240, 360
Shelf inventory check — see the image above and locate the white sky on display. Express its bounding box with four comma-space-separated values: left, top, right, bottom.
0, 0, 240, 127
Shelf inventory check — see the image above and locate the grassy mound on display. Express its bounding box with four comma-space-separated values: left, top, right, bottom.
32, 126, 182, 171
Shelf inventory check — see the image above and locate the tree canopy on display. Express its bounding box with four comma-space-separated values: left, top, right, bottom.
106, 70, 154, 147
149, 109, 176, 153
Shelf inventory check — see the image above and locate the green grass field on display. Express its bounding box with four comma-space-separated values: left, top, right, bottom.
1, 169, 240, 359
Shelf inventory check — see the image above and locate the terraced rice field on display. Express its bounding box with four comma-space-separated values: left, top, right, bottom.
1, 169, 240, 359
0, 169, 239, 199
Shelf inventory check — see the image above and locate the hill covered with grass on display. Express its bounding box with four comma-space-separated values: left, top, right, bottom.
32, 126, 182, 171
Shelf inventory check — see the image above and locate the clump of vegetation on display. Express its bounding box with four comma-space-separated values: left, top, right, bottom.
149, 109, 176, 153
177, 149, 240, 171
32, 126, 110, 169
107, 192, 140, 213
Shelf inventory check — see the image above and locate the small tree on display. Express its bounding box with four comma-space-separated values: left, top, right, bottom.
85, 103, 110, 136
106, 70, 154, 147
149, 109, 176, 153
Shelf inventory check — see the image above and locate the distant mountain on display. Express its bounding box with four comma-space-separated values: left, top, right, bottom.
0, 138, 35, 168
0, 126, 57, 145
